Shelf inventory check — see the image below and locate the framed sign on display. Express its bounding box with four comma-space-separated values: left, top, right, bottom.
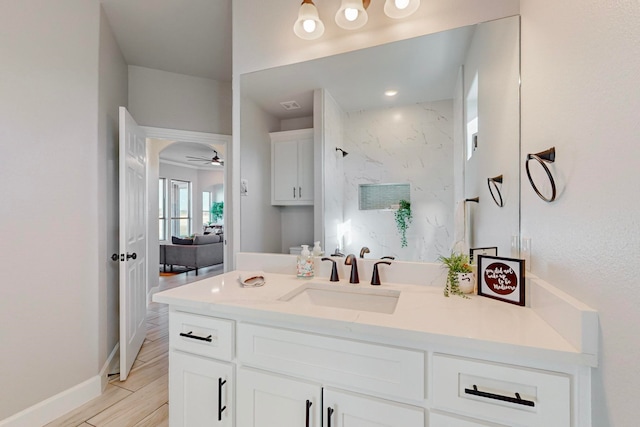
477, 255, 525, 306
469, 246, 498, 264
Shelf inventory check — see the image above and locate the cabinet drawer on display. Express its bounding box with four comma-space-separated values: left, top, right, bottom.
237, 323, 424, 401
170, 311, 234, 361
432, 354, 570, 426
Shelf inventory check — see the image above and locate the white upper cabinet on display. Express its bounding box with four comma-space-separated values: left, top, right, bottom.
271, 129, 314, 205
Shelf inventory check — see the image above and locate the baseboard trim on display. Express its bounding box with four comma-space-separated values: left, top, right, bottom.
0, 344, 119, 427
0, 375, 102, 427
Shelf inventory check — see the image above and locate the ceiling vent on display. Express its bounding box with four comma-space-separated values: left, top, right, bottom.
280, 100, 301, 111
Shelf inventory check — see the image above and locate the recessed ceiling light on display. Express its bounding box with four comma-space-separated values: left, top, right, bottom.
385, 89, 398, 97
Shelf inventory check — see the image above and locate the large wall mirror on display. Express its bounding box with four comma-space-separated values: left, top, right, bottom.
240, 15, 520, 262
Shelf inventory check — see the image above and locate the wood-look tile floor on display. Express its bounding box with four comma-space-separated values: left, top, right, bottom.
46, 264, 224, 427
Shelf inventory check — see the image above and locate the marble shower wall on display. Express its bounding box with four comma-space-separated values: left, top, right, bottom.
342, 100, 454, 261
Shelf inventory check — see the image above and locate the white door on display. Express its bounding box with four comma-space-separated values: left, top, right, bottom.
237, 367, 321, 427
323, 388, 424, 427
119, 106, 147, 380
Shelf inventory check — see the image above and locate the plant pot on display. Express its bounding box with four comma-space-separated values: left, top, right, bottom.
456, 272, 475, 294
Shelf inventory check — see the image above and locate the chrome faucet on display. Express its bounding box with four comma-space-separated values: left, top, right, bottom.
344, 254, 359, 284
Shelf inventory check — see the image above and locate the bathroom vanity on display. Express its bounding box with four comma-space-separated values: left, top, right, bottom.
152, 253, 597, 427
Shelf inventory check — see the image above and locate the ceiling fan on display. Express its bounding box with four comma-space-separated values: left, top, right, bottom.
186, 149, 224, 166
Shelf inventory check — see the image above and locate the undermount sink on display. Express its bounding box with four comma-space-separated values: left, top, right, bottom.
278, 282, 400, 314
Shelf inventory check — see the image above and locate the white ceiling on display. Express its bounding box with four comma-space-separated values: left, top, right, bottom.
241, 25, 476, 119
100, 0, 232, 81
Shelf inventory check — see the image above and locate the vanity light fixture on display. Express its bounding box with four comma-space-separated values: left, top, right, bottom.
335, 0, 370, 30
384, 0, 421, 19
293, 0, 325, 40
294, 0, 420, 40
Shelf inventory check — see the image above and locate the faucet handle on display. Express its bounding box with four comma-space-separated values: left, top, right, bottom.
381, 256, 395, 260
321, 257, 339, 282
371, 261, 392, 286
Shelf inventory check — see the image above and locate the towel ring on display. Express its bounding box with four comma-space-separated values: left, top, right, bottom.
487, 175, 504, 207
526, 147, 557, 202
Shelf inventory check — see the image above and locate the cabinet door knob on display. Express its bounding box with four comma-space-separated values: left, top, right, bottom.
305, 400, 312, 427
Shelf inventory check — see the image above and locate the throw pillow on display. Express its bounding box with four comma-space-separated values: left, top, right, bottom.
172, 236, 193, 245
193, 233, 221, 245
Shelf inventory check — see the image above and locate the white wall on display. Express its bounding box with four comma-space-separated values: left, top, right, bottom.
128, 65, 232, 134
97, 5, 128, 377
0, 0, 101, 420
342, 101, 454, 261
239, 97, 282, 253
520, 1, 640, 424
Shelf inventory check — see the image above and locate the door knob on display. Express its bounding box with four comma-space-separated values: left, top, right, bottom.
111, 253, 119, 261
126, 252, 137, 260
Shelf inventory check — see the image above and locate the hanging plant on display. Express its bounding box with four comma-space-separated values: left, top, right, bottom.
394, 199, 412, 248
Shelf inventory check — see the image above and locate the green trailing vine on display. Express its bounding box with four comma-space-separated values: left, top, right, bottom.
438, 252, 473, 298
394, 199, 412, 248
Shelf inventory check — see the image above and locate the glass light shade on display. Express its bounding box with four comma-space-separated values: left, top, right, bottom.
335, 0, 368, 30
384, 0, 420, 19
293, 2, 325, 40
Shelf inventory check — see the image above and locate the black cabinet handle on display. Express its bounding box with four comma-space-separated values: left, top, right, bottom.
218, 378, 227, 421
327, 407, 334, 427
293, 187, 296, 198
464, 384, 535, 407
179, 331, 212, 342
305, 400, 312, 427
299, 186, 302, 198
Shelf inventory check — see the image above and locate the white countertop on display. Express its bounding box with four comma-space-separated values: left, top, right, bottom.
152, 270, 595, 367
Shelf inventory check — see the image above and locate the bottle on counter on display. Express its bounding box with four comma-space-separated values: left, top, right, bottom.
297, 245, 314, 278
312, 241, 323, 257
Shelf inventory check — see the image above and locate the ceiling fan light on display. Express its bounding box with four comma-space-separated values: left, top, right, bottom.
335, 0, 368, 30
384, 0, 420, 19
294, 0, 325, 40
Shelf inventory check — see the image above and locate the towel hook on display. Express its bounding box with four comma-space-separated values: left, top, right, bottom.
465, 197, 479, 203
526, 147, 557, 202
487, 175, 504, 207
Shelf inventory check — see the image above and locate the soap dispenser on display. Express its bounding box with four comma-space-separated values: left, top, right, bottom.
312, 241, 323, 257
297, 245, 314, 278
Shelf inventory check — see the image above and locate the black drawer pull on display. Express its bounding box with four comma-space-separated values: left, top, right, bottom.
218, 378, 227, 421
464, 385, 535, 407
179, 331, 212, 342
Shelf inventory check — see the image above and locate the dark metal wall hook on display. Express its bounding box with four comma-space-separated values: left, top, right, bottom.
487, 174, 504, 207
465, 197, 479, 203
526, 147, 557, 202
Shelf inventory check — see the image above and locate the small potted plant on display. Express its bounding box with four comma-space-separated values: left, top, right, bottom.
394, 199, 412, 248
438, 252, 474, 298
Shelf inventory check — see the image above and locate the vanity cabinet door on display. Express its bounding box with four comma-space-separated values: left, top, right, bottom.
237, 367, 322, 427
170, 350, 233, 427
323, 388, 424, 427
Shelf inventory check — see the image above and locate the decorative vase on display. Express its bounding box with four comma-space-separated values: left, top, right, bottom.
456, 272, 475, 294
